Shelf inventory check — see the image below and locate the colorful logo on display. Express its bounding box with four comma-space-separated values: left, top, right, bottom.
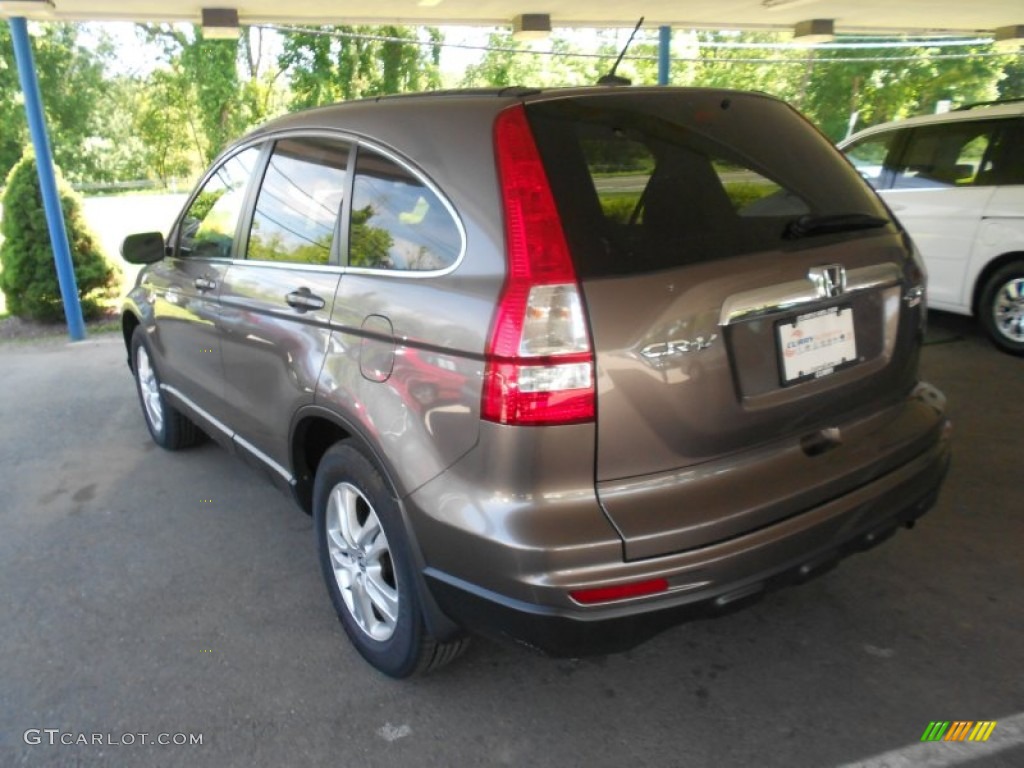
920, 721, 997, 742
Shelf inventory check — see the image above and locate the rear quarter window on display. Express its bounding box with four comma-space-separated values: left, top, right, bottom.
348, 147, 462, 272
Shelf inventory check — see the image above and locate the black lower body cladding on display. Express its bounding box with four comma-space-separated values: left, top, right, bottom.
406, 398, 950, 657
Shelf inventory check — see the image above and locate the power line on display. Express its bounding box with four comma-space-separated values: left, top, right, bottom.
259, 24, 1019, 66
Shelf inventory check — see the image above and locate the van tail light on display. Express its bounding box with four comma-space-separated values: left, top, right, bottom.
483, 104, 595, 426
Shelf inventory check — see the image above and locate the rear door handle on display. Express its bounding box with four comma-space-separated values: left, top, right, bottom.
194, 277, 216, 291
286, 289, 326, 311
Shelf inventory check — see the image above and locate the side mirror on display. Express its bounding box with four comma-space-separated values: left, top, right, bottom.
121, 232, 167, 264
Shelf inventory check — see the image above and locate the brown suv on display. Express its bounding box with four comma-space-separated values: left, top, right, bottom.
121, 87, 951, 677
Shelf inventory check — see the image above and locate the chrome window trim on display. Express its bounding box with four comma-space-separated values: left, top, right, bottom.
719, 263, 902, 326
227, 259, 344, 274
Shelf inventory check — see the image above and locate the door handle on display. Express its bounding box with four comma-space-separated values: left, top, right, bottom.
286, 289, 326, 311
194, 277, 216, 291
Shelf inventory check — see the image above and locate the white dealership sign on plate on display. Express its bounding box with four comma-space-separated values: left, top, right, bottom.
778, 306, 858, 384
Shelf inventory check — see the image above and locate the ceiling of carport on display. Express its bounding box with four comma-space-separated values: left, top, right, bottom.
3, 0, 1022, 37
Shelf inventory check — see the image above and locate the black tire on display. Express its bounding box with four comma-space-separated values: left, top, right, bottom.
130, 327, 203, 450
313, 440, 468, 677
979, 261, 1024, 355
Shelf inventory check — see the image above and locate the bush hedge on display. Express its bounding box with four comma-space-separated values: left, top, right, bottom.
0, 149, 117, 321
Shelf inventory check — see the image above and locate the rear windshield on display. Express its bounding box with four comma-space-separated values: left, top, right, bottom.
526, 92, 890, 278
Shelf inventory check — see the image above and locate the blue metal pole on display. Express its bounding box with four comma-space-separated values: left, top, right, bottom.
658, 25, 671, 85
8, 17, 86, 341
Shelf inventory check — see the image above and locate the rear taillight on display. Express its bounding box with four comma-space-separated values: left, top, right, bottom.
483, 104, 595, 426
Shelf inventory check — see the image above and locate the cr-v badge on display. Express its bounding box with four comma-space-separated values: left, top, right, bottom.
641, 334, 718, 359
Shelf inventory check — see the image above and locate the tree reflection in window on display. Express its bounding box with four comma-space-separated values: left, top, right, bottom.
350, 205, 393, 268
348, 148, 460, 272
179, 147, 260, 259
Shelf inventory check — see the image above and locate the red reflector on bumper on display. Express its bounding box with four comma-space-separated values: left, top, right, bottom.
570, 578, 669, 605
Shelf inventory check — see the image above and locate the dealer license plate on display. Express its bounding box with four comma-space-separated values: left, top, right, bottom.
777, 306, 858, 385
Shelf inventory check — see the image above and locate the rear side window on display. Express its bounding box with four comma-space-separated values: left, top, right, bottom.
348, 147, 461, 272
987, 120, 1024, 186
527, 93, 886, 278
984, 119, 1024, 185
891, 121, 1003, 189
178, 146, 261, 259
247, 137, 351, 265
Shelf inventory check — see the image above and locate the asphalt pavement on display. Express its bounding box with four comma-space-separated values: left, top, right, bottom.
0, 312, 1021, 768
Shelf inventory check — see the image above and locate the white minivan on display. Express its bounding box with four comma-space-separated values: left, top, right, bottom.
841, 101, 1024, 354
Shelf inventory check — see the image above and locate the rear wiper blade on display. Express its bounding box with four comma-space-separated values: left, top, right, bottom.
783, 213, 889, 240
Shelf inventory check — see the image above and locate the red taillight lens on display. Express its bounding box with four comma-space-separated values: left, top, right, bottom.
484, 104, 595, 426
570, 579, 670, 605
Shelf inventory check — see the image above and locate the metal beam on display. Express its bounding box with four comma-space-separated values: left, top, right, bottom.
658, 25, 671, 85
8, 16, 86, 341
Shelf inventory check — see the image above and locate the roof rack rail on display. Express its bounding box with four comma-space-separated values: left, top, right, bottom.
954, 97, 1024, 111
372, 87, 543, 103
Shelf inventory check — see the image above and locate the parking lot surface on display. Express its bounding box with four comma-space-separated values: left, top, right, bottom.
1, 312, 1021, 767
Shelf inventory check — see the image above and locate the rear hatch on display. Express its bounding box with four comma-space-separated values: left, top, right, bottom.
526, 90, 928, 559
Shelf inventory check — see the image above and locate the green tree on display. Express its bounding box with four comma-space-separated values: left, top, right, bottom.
349, 205, 393, 268
679, 31, 803, 97
140, 24, 255, 163
461, 31, 608, 88
279, 26, 443, 108
0, 150, 118, 321
129, 70, 198, 184
0, 22, 112, 183
799, 43, 1004, 140
461, 32, 545, 87
997, 56, 1024, 99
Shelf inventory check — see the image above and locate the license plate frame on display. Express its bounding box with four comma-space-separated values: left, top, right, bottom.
776, 305, 858, 386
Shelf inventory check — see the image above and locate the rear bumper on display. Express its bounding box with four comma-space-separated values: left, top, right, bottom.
415, 411, 950, 657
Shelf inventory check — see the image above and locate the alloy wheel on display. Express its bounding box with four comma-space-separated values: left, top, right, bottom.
325, 482, 398, 642
136, 345, 165, 434
992, 277, 1024, 344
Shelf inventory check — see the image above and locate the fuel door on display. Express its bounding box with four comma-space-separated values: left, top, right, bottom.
360, 314, 395, 382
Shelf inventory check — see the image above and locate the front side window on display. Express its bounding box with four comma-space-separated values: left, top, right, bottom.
178, 146, 261, 259
348, 147, 461, 272
247, 137, 351, 265
843, 131, 900, 189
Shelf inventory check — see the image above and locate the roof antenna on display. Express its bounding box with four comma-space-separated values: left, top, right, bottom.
597, 17, 645, 86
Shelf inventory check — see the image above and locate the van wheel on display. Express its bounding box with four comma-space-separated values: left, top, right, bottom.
313, 441, 468, 677
979, 262, 1024, 355
131, 327, 203, 449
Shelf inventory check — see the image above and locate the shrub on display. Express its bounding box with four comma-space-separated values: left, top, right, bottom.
0, 149, 118, 321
